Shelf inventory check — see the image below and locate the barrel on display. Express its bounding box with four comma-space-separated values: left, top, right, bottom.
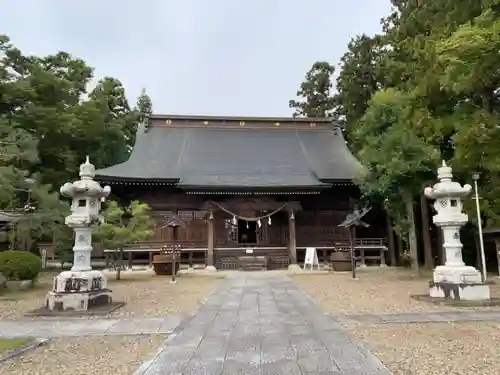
152, 254, 180, 276
330, 251, 353, 272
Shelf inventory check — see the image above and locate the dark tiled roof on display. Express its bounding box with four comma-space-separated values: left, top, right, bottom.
95, 117, 361, 188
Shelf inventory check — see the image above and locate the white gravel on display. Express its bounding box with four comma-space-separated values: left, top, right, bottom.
349, 322, 500, 375
291, 267, 500, 314
0, 271, 222, 374
0, 335, 168, 375
0, 271, 223, 319
292, 267, 500, 374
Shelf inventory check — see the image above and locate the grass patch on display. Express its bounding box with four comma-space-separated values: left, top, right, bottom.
0, 338, 31, 354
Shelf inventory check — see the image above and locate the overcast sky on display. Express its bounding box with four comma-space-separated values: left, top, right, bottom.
1, 0, 391, 116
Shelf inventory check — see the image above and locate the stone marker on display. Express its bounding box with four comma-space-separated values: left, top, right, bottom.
424, 161, 490, 301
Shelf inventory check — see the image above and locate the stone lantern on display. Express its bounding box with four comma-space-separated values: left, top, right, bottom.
424, 161, 490, 300
45, 156, 113, 311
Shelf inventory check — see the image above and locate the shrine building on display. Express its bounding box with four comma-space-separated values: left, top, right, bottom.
94, 115, 389, 270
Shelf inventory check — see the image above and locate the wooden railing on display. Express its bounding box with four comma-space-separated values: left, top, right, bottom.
42, 237, 388, 269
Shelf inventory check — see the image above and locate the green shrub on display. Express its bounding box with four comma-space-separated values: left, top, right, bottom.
0, 250, 42, 281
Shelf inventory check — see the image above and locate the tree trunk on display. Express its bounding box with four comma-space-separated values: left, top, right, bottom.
420, 193, 433, 269
385, 210, 397, 266
397, 235, 404, 265
116, 248, 123, 281
404, 193, 420, 275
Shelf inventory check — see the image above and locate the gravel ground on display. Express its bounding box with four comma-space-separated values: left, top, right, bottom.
291, 267, 500, 314
348, 322, 500, 375
0, 271, 223, 319
0, 335, 167, 375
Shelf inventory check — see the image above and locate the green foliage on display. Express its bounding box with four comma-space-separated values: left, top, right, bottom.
94, 200, 154, 280
0, 250, 41, 281
333, 35, 388, 142
94, 200, 155, 250
0, 34, 153, 254
354, 88, 439, 235
289, 62, 336, 117
0, 35, 151, 189
52, 225, 74, 267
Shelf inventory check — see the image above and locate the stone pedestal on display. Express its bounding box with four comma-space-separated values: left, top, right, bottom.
204, 265, 217, 272
429, 281, 490, 301
45, 270, 112, 311
288, 264, 302, 273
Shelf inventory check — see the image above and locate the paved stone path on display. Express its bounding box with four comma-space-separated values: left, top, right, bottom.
134, 273, 392, 375
0, 316, 182, 338
2, 309, 499, 339
333, 310, 500, 325
3, 274, 500, 374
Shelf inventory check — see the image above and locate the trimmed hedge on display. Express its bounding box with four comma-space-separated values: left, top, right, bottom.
0, 251, 42, 281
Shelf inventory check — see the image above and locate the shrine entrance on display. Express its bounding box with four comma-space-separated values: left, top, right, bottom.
237, 220, 257, 245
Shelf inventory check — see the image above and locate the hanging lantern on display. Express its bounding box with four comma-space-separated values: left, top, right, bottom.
246, 221, 249, 229
232, 216, 237, 225
257, 219, 262, 228
268, 216, 272, 226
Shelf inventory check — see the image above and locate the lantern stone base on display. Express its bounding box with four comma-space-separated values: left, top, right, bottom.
288, 264, 302, 273
429, 281, 490, 301
432, 265, 483, 284
429, 265, 490, 301
45, 270, 113, 312
46, 289, 113, 311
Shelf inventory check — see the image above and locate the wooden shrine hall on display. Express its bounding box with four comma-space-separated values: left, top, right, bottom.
95, 115, 389, 270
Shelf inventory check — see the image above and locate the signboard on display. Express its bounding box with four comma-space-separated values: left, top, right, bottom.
304, 247, 320, 270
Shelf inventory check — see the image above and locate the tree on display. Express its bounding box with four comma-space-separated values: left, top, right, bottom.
0, 35, 149, 188
333, 35, 388, 143
436, 7, 500, 227
5, 182, 69, 251
136, 88, 153, 122
354, 88, 440, 273
289, 61, 336, 117
51, 224, 74, 269
94, 200, 154, 280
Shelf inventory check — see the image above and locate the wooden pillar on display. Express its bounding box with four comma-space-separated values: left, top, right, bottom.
360, 248, 366, 267
206, 212, 215, 269
148, 251, 153, 268
288, 211, 297, 265
380, 249, 386, 267
128, 251, 133, 269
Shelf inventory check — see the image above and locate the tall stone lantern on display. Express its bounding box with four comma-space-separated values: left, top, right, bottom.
45, 156, 113, 311
424, 161, 490, 301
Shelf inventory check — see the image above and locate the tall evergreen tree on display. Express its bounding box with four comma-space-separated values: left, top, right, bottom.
289, 62, 336, 117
